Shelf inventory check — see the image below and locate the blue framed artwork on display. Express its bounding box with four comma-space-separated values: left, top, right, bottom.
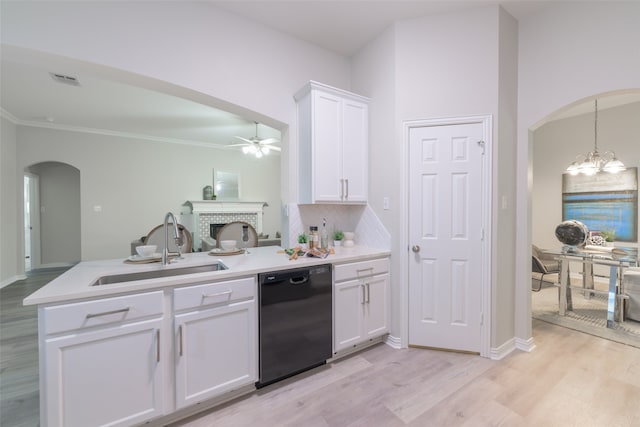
562, 167, 638, 242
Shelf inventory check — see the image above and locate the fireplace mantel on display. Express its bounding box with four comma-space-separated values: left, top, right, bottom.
186, 200, 267, 215
185, 200, 266, 251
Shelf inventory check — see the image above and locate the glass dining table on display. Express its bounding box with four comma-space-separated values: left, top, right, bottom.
553, 247, 638, 328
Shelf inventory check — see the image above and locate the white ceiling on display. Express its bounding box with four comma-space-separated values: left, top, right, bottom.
1, 0, 637, 144
212, 0, 551, 57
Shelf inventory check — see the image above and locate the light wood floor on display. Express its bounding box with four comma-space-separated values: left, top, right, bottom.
2, 271, 639, 427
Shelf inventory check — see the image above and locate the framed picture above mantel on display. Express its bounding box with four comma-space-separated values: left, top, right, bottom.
562, 167, 638, 242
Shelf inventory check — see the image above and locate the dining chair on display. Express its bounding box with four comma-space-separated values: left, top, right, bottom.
215, 221, 258, 249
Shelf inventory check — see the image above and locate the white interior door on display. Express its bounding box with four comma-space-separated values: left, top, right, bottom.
408, 122, 485, 353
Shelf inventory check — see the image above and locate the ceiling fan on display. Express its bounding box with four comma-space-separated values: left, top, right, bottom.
229, 121, 281, 158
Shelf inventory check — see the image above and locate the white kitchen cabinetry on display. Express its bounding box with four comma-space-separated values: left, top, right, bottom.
295, 81, 369, 204
173, 277, 257, 409
41, 291, 166, 427
333, 257, 390, 352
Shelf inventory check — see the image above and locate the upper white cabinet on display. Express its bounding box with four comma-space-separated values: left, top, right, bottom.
295, 81, 369, 204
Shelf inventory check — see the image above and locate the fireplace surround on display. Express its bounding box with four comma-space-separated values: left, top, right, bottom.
185, 200, 266, 251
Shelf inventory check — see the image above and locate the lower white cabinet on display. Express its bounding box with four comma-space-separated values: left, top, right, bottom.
333, 258, 390, 352
173, 277, 257, 408
39, 276, 258, 427
41, 291, 165, 427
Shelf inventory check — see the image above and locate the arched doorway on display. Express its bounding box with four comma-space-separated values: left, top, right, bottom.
529, 90, 640, 338
24, 161, 81, 271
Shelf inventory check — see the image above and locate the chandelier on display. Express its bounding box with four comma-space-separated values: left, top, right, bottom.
565, 99, 625, 176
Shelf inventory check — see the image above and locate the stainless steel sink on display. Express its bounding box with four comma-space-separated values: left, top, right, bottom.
92, 262, 228, 286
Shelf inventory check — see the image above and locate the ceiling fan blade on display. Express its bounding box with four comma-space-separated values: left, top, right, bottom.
234, 136, 254, 144
266, 146, 281, 152
227, 143, 251, 147
259, 138, 280, 145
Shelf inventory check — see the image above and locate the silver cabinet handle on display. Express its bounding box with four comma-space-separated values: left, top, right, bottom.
412, 245, 421, 253
178, 325, 183, 356
340, 179, 345, 200
86, 307, 130, 319
345, 179, 349, 199
202, 290, 232, 299
366, 283, 370, 303
361, 284, 366, 304
156, 329, 160, 363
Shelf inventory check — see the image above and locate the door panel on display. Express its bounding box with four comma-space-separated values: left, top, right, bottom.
409, 122, 484, 353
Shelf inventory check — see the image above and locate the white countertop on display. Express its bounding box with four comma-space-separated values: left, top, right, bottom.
24, 245, 391, 306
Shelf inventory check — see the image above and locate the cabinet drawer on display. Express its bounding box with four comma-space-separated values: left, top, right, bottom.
43, 291, 164, 335
174, 277, 255, 311
334, 257, 389, 282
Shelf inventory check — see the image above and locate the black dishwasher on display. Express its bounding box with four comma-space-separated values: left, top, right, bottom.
257, 264, 332, 388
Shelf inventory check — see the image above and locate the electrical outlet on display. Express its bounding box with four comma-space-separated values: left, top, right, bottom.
383, 197, 390, 210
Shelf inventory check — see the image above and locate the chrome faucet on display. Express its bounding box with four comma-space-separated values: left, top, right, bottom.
162, 212, 180, 265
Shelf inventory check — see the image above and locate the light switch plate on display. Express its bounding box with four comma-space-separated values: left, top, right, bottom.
383, 197, 390, 210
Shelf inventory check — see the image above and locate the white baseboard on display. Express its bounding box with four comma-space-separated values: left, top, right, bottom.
36, 262, 76, 269
515, 336, 536, 353
490, 335, 536, 360
490, 338, 517, 360
384, 334, 402, 349
0, 274, 27, 289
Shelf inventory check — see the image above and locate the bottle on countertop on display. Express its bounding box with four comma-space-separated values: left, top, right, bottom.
321, 218, 329, 250
309, 226, 319, 250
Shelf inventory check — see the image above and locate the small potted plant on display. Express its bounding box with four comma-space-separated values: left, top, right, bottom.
333, 230, 344, 247
297, 232, 308, 249
600, 230, 616, 246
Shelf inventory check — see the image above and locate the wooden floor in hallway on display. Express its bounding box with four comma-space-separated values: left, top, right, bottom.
1, 269, 639, 427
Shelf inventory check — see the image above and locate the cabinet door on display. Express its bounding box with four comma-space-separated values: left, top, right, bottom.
44, 319, 164, 427
175, 299, 257, 409
364, 273, 390, 339
312, 90, 343, 202
334, 279, 365, 352
341, 99, 368, 203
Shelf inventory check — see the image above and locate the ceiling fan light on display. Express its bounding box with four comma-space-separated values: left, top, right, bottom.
255, 150, 263, 159
242, 146, 250, 154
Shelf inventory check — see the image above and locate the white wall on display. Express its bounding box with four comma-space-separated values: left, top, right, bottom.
351, 6, 519, 348
17, 126, 281, 260
1, 116, 20, 286
351, 26, 399, 332
516, 2, 640, 341
533, 102, 640, 250
494, 6, 519, 347
1, 1, 352, 270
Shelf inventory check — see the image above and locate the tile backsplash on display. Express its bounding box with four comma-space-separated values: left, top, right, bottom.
289, 204, 390, 249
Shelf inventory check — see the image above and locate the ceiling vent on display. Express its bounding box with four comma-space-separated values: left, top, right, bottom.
49, 72, 81, 86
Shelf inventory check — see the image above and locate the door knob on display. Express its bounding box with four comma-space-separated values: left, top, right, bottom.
412, 245, 420, 253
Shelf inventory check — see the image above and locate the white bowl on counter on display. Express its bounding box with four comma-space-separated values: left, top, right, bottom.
136, 245, 157, 257
220, 240, 237, 251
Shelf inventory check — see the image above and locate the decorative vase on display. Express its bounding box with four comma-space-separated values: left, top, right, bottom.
343, 231, 355, 248
334, 240, 342, 247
